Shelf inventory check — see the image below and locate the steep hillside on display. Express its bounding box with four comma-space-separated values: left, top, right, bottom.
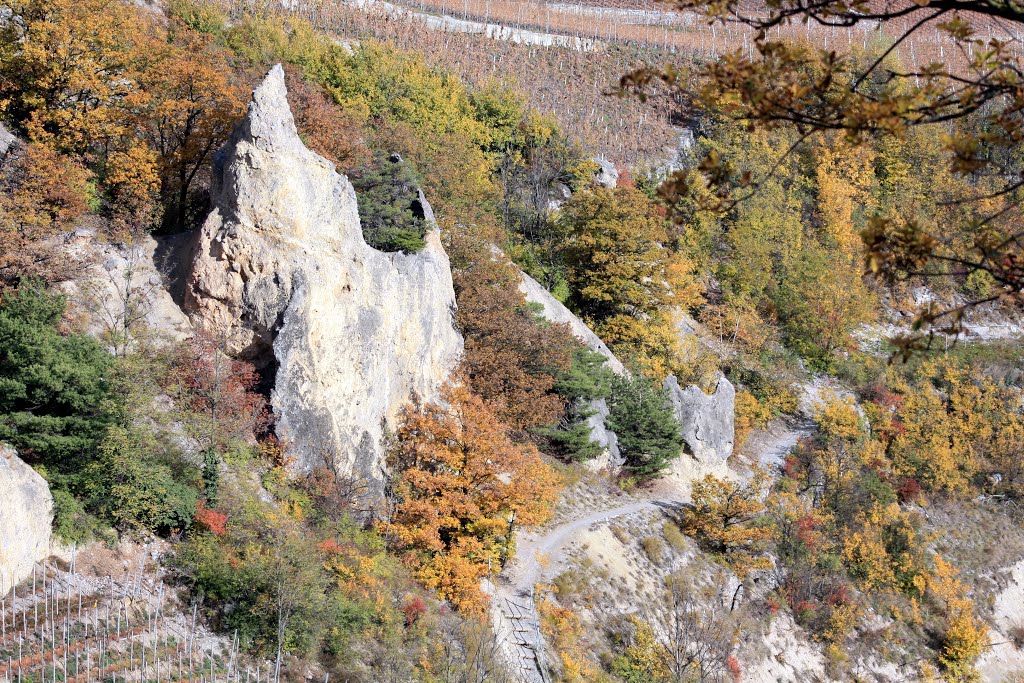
1, 0, 1024, 681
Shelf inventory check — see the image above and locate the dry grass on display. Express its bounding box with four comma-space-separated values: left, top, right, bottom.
642, 534, 667, 565
662, 520, 688, 552
610, 523, 631, 545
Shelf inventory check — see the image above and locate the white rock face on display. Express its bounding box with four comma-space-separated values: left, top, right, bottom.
518, 270, 625, 375
517, 270, 625, 468
184, 65, 463, 489
592, 157, 619, 189
0, 446, 53, 587
0, 123, 16, 157
663, 374, 735, 465
60, 231, 193, 345
584, 397, 621, 471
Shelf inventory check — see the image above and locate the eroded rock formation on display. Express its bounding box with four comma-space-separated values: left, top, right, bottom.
518, 270, 624, 468
184, 65, 463, 489
663, 374, 735, 465
0, 446, 53, 587
61, 231, 194, 346
518, 271, 625, 375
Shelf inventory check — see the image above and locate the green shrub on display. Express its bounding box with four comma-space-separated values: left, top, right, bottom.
166, 0, 228, 36
352, 153, 427, 253
607, 373, 683, 479
84, 425, 200, 534
51, 489, 102, 544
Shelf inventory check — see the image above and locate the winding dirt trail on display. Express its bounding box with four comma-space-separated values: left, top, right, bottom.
506, 499, 658, 595
489, 417, 811, 681
505, 417, 810, 597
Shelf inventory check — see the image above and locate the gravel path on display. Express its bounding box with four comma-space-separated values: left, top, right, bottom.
489, 417, 811, 681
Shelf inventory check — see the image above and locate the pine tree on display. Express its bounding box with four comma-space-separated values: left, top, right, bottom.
606, 373, 683, 479
0, 283, 115, 468
534, 346, 616, 462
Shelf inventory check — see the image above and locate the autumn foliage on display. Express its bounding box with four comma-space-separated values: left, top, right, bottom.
453, 245, 576, 432
283, 66, 370, 175
384, 381, 560, 613
556, 186, 701, 377
682, 469, 773, 578
163, 333, 270, 455
0, 143, 90, 287
194, 499, 228, 537
0, 0, 246, 233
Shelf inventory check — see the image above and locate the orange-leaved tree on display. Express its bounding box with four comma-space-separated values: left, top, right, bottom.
0, 143, 90, 287
0, 0, 143, 155
283, 66, 370, 175
131, 27, 246, 231
453, 246, 575, 432
384, 381, 561, 613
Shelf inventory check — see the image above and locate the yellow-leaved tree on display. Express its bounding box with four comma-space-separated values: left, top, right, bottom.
384, 381, 561, 613
0, 0, 142, 154
555, 185, 701, 377
931, 555, 987, 682
814, 133, 875, 260
682, 469, 773, 578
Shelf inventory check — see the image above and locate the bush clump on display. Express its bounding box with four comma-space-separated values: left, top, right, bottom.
352, 153, 428, 253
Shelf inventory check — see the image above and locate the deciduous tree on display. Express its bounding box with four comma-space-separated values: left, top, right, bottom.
555, 186, 697, 373
163, 332, 269, 502
453, 249, 575, 432
132, 29, 246, 231
0, 143, 90, 287
384, 381, 560, 612
623, 0, 1024, 349
682, 470, 773, 577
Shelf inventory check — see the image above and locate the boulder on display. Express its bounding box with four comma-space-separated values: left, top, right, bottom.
585, 397, 622, 470
0, 446, 53, 588
184, 65, 463, 490
593, 157, 619, 189
663, 374, 735, 465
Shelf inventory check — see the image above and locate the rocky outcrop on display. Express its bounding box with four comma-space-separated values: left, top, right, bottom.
518, 271, 625, 375
593, 157, 619, 189
584, 397, 621, 470
0, 446, 53, 588
184, 65, 463, 489
60, 230, 193, 346
663, 374, 735, 465
0, 123, 16, 158
517, 270, 624, 468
